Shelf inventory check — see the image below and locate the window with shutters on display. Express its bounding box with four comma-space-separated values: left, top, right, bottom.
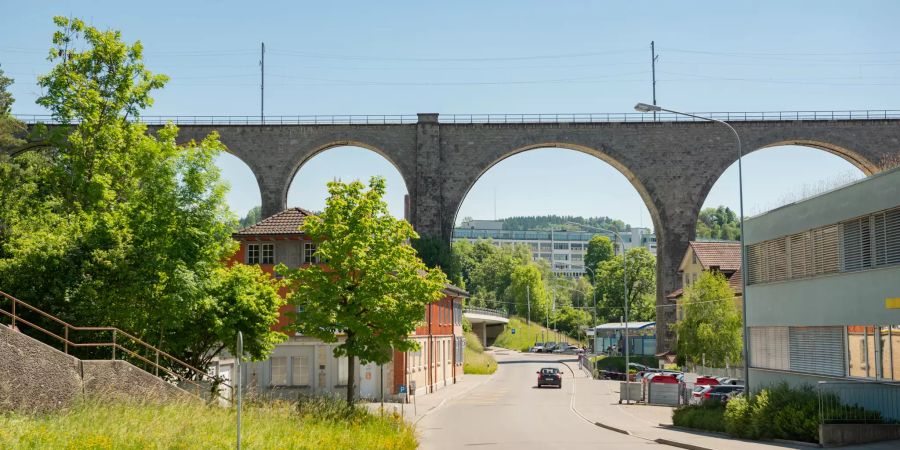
270, 357, 288, 386
873, 208, 900, 267
841, 217, 872, 271
750, 327, 789, 370
291, 355, 310, 386
789, 326, 845, 377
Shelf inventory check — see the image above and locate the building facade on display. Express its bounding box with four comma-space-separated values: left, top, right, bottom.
215, 208, 467, 402
668, 241, 743, 323
453, 220, 657, 278
744, 167, 900, 392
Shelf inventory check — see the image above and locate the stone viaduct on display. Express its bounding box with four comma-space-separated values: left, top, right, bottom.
167, 113, 900, 352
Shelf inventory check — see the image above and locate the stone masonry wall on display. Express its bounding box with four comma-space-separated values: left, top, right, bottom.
0, 324, 192, 413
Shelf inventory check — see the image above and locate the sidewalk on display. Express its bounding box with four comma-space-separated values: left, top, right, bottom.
569, 371, 900, 450
364, 372, 493, 424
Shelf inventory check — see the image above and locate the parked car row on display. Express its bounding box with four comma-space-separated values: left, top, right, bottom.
529, 342, 584, 354
690, 384, 745, 404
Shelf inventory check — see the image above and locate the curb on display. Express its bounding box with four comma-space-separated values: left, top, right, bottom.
654, 438, 714, 450
594, 421, 632, 435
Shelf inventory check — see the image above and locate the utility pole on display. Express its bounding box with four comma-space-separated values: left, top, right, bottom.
260, 42, 265, 124
650, 41, 659, 122
526, 284, 531, 325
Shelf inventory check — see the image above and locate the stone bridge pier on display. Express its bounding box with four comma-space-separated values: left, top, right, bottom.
169, 114, 900, 353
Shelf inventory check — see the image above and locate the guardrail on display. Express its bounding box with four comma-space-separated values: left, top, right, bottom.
0, 290, 232, 404
15, 110, 900, 125
462, 306, 509, 318
818, 381, 900, 424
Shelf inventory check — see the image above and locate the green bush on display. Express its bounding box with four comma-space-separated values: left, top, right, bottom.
723, 394, 753, 438
592, 356, 657, 372
673, 403, 727, 433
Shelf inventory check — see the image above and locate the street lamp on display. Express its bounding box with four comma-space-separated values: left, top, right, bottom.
634, 102, 750, 393
583, 266, 598, 352
566, 221, 630, 384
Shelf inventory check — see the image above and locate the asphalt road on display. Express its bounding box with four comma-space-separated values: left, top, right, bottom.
417, 350, 663, 449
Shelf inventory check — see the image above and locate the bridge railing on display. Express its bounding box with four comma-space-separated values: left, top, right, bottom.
463, 306, 509, 319
15, 110, 900, 125
13, 114, 420, 125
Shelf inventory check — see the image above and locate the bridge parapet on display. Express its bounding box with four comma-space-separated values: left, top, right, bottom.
16, 109, 900, 125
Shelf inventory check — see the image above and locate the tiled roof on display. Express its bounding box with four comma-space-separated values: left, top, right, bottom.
689, 241, 742, 272
233, 207, 315, 237
727, 269, 743, 295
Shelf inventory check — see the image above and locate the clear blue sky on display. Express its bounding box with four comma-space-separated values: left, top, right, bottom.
4, 1, 897, 227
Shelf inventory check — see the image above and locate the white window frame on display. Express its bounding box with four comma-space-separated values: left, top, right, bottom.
247, 243, 260, 265
261, 243, 275, 264
270, 356, 288, 386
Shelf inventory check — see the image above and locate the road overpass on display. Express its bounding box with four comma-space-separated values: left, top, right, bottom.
464, 307, 509, 347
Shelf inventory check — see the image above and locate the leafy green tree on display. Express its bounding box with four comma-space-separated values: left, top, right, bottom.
507, 263, 549, 323
594, 247, 656, 323
553, 305, 591, 338
184, 264, 286, 370
238, 206, 261, 229
412, 234, 462, 285
277, 177, 448, 404
676, 271, 742, 367
0, 17, 281, 374
696, 206, 740, 240
0, 66, 26, 151
584, 235, 614, 281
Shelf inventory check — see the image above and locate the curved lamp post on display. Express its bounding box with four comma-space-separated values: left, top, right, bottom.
634, 103, 749, 392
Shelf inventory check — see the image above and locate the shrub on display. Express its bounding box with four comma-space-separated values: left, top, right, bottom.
724, 394, 753, 438
673, 404, 726, 433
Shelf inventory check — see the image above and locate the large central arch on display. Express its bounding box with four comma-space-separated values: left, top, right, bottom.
450, 142, 662, 237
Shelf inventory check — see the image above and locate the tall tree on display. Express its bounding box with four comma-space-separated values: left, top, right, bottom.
278, 177, 448, 405
593, 247, 656, 323
696, 206, 740, 241
507, 263, 549, 323
676, 271, 742, 367
238, 205, 261, 229
0, 17, 284, 374
584, 235, 614, 281
0, 66, 26, 151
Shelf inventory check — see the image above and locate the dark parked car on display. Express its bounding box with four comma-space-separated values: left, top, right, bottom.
703, 385, 744, 403
536, 367, 562, 388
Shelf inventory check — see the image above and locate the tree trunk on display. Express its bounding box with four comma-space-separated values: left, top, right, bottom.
346, 353, 355, 405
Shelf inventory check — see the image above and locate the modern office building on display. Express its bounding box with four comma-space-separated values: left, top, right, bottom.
453, 219, 657, 277
744, 166, 900, 394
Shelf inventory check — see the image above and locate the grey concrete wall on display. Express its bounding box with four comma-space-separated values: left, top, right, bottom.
82, 360, 194, 403
748, 265, 900, 327
820, 424, 900, 447
0, 324, 82, 413
164, 117, 900, 353
1, 325, 192, 413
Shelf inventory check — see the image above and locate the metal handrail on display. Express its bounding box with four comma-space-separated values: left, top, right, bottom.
14, 110, 900, 125
0, 290, 232, 403
463, 306, 509, 318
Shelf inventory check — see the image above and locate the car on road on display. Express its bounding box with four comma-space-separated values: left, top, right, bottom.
536, 367, 563, 388
543, 342, 559, 352
530, 343, 545, 353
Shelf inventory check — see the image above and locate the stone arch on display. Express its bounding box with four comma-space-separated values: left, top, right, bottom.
282, 140, 415, 215
448, 141, 662, 243
696, 139, 877, 215
215, 151, 263, 218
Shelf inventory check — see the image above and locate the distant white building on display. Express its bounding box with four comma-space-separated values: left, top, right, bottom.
452, 220, 657, 278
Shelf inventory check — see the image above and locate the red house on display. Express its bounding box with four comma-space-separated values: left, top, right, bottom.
218, 207, 467, 401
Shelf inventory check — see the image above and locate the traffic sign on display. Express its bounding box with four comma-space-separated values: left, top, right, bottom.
399, 385, 407, 394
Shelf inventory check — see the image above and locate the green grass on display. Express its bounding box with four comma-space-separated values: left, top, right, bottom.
492, 317, 585, 352
0, 397, 416, 449
464, 331, 497, 374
